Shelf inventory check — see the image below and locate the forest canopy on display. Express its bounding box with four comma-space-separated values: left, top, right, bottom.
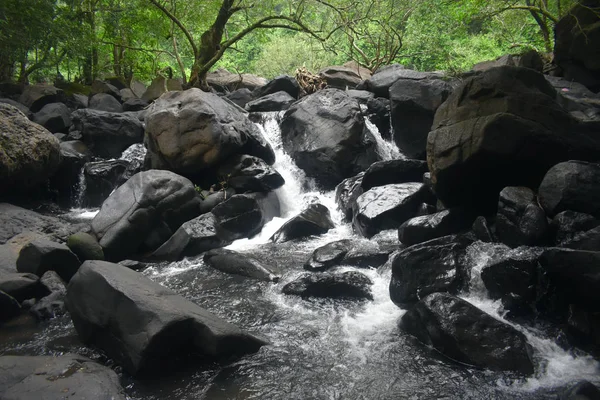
0, 0, 580, 86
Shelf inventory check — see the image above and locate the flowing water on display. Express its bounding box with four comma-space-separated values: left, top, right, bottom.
2, 112, 598, 399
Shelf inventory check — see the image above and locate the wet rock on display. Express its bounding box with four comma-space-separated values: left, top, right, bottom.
203, 249, 279, 282
559, 380, 600, 400
0, 272, 48, 303
400, 292, 534, 375
67, 260, 267, 376
226, 88, 254, 108
427, 66, 600, 213
118, 259, 147, 271
18, 84, 66, 112
199, 189, 236, 214
551, 211, 600, 245
270, 203, 334, 243
51, 140, 92, 206
30, 271, 67, 319
562, 225, 600, 251
282, 271, 373, 300
358, 64, 443, 98
472, 216, 495, 242
82, 159, 129, 207
122, 97, 148, 112
245, 91, 295, 112
366, 97, 391, 139
304, 239, 389, 272
91, 170, 201, 260
67, 232, 104, 261
145, 89, 275, 176
253, 75, 299, 99
566, 305, 600, 355
360, 159, 429, 191
16, 239, 81, 282
217, 154, 285, 193
318, 65, 363, 89
353, 183, 433, 238
32, 102, 71, 133
389, 77, 453, 159
539, 161, 600, 219
0, 104, 61, 194
70, 109, 144, 158
390, 235, 473, 306
0, 354, 127, 399
0, 290, 20, 322
496, 186, 549, 247
280, 89, 379, 189
398, 209, 475, 246
335, 172, 364, 220
89, 93, 123, 113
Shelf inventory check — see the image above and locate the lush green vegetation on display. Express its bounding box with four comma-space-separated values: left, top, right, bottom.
0, 0, 581, 86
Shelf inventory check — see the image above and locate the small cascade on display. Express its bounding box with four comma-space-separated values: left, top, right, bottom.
72, 165, 87, 209
365, 116, 403, 160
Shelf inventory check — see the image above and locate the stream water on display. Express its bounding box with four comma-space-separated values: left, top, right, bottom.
1, 112, 598, 399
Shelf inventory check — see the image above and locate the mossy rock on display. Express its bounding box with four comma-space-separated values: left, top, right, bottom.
55, 81, 92, 96
67, 232, 104, 261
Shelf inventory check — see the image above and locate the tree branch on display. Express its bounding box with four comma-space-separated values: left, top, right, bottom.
148, 0, 199, 58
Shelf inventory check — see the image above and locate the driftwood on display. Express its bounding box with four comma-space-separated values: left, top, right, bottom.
295, 67, 327, 97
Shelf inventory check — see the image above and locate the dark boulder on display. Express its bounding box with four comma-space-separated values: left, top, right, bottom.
539, 161, 600, 219
427, 66, 600, 213
353, 183, 433, 238
32, 102, 72, 133
83, 159, 129, 207
559, 380, 600, 400
304, 239, 389, 272
551, 211, 600, 245
472, 51, 544, 72
546, 76, 600, 117
122, 97, 148, 112
389, 77, 453, 159
496, 186, 549, 247
0, 272, 47, 303
253, 75, 299, 99
67, 232, 104, 261
280, 89, 379, 189
0, 290, 20, 322
282, 271, 373, 300
366, 97, 391, 139
335, 172, 364, 220
0, 98, 31, 118
199, 189, 236, 214
91, 170, 201, 260
18, 85, 66, 113
51, 140, 92, 206
318, 66, 363, 89
358, 65, 443, 98
70, 109, 144, 158
203, 249, 279, 282
472, 216, 495, 242
400, 292, 534, 374
0, 354, 127, 399
226, 88, 254, 108
562, 225, 600, 251
16, 239, 81, 282
89, 93, 123, 113
360, 159, 429, 191
90, 80, 122, 100
245, 91, 296, 112
217, 154, 284, 193
145, 89, 275, 176
206, 69, 267, 93
67, 260, 267, 376
270, 203, 334, 243
30, 270, 67, 319
398, 209, 475, 246
390, 235, 473, 306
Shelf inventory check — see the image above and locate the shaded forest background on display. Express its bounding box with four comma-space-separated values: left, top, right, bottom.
0, 0, 577, 86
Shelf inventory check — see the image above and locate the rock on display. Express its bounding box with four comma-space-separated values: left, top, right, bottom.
89, 93, 123, 112
472, 216, 495, 242
0, 98, 31, 118
539, 161, 600, 219
358, 65, 443, 98
141, 76, 169, 102
67, 232, 104, 261
0, 104, 61, 193
16, 239, 81, 282
280, 89, 379, 189
559, 380, 600, 400
390, 77, 453, 159
398, 209, 475, 246
245, 91, 296, 112
206, 68, 268, 93
217, 154, 284, 193
253, 75, 299, 99
119, 88, 136, 101
496, 186, 549, 247
90, 80, 121, 100
366, 97, 391, 139
18, 85, 66, 112
282, 271, 373, 300
118, 259, 147, 271
226, 88, 254, 108
390, 235, 473, 306
67, 260, 267, 376
472, 51, 544, 72
0, 272, 47, 303
71, 93, 89, 109
0, 354, 127, 399
199, 189, 236, 214
400, 292, 534, 374
203, 249, 279, 282
554, 0, 600, 92
270, 204, 335, 243
32, 102, 71, 133
145, 89, 275, 176
91, 170, 201, 260
51, 140, 92, 206
335, 172, 364, 220
361, 159, 429, 191
30, 270, 67, 319
562, 225, 600, 251
346, 90, 374, 103
546, 76, 600, 116
353, 183, 433, 238
551, 211, 600, 245
318, 65, 363, 89
0, 290, 21, 322
83, 159, 129, 207
130, 79, 147, 98
70, 109, 144, 158
416, 202, 437, 217
122, 97, 148, 112
427, 66, 600, 213
304, 239, 389, 272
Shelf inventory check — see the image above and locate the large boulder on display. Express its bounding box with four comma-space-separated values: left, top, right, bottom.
472, 51, 544, 72
554, 0, 600, 92
70, 109, 144, 158
245, 91, 296, 112
270, 203, 335, 243
400, 292, 534, 374
67, 260, 267, 376
253, 75, 299, 99
358, 65, 443, 98
18, 85, 66, 112
496, 186, 549, 247
280, 89, 380, 189
89, 93, 123, 113
282, 271, 373, 300
141, 76, 182, 102
551, 211, 600, 245
226, 88, 254, 108
16, 239, 81, 282
30, 270, 67, 319
304, 239, 390, 272
83, 159, 129, 207
0, 104, 61, 194
427, 66, 600, 212
335, 172, 364, 220
360, 159, 429, 191
352, 182, 433, 238
0, 271, 48, 303
538, 161, 600, 219
145, 89, 275, 176
318, 65, 364, 89
32, 102, 72, 133
206, 68, 268, 92
91, 170, 201, 260
217, 154, 284, 193
398, 209, 475, 246
203, 249, 279, 282
90, 80, 122, 100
